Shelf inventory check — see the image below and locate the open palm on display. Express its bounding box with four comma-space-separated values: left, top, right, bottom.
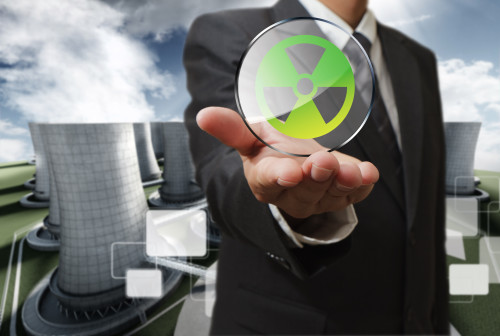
197, 106, 379, 219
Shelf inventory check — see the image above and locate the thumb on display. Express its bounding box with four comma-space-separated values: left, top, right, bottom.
196, 106, 260, 156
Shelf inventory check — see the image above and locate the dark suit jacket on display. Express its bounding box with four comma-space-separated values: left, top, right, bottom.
184, 0, 448, 334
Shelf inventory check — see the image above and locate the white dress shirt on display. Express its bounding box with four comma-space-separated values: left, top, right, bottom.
270, 0, 401, 247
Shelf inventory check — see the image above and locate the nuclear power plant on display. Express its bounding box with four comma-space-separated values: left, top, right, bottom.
26, 124, 61, 251
20, 123, 50, 208
133, 122, 163, 187
149, 122, 205, 208
22, 123, 182, 336
444, 122, 489, 201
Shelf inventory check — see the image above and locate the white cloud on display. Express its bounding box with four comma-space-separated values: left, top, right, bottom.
0, 0, 175, 123
439, 59, 500, 122
385, 14, 432, 27
369, 0, 431, 25
0, 138, 30, 162
106, 0, 277, 40
438, 59, 500, 172
475, 123, 500, 172
0, 119, 28, 136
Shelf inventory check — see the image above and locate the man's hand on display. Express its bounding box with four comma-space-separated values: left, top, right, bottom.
197, 106, 379, 219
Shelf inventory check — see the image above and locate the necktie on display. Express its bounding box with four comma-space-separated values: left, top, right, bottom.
344, 32, 404, 184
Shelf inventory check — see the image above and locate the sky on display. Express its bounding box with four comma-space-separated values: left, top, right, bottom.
0, 0, 499, 171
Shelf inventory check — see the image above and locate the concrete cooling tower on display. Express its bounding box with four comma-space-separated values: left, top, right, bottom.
22, 123, 182, 336
445, 122, 489, 201
148, 122, 221, 245
26, 124, 61, 251
133, 123, 162, 187
150, 121, 164, 160
149, 122, 205, 209
20, 123, 50, 208
23, 122, 38, 190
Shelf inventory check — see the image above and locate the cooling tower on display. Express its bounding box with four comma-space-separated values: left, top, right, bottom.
26, 125, 61, 251
445, 122, 489, 201
20, 123, 50, 208
133, 123, 162, 187
150, 121, 164, 160
22, 123, 182, 336
149, 122, 205, 209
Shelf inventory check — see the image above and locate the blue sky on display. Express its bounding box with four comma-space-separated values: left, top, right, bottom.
0, 0, 499, 171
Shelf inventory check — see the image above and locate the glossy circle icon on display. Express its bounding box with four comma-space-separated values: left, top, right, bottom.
236, 17, 375, 157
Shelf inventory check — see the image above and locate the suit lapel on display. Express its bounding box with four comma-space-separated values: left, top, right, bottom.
271, 0, 310, 21
378, 24, 424, 227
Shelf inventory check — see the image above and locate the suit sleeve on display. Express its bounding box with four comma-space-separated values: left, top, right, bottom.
429, 54, 450, 335
183, 13, 351, 279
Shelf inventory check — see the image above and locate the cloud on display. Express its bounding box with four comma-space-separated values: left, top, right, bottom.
439, 59, 500, 122
385, 14, 433, 27
438, 59, 500, 171
104, 0, 277, 40
369, 0, 432, 24
0, 0, 175, 123
0, 138, 30, 162
475, 123, 500, 172
0, 119, 28, 136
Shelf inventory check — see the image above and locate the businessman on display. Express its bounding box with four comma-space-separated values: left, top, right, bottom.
184, 0, 448, 334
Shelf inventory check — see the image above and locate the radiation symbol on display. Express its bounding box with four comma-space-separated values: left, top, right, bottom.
256, 34, 355, 139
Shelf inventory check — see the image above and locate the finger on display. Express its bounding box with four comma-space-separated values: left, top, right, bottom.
196, 106, 260, 156
274, 152, 339, 206
247, 156, 303, 203
332, 150, 361, 164
348, 184, 375, 204
328, 162, 362, 196
358, 161, 379, 185
302, 151, 339, 183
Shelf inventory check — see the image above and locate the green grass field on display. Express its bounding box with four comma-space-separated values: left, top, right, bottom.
1, 162, 499, 335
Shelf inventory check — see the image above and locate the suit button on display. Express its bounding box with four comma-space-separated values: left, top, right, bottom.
266, 252, 291, 271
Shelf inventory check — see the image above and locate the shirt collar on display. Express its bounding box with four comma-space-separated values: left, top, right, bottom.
298, 0, 377, 48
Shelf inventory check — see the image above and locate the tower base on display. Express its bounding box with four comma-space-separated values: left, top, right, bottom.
26, 224, 60, 252
148, 190, 207, 210
22, 267, 183, 336
20, 193, 49, 208
446, 188, 490, 203
24, 178, 36, 190
142, 178, 164, 188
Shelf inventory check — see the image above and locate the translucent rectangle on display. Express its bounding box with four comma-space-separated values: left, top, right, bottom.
205, 269, 217, 318
146, 209, 207, 257
446, 197, 478, 237
126, 269, 162, 298
479, 237, 500, 283
446, 229, 466, 260
449, 264, 489, 295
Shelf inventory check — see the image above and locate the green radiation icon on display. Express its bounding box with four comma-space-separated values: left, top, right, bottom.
256, 34, 355, 139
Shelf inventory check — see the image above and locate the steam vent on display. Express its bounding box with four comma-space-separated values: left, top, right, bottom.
22, 123, 182, 336
133, 122, 162, 187
20, 123, 50, 208
444, 122, 489, 201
